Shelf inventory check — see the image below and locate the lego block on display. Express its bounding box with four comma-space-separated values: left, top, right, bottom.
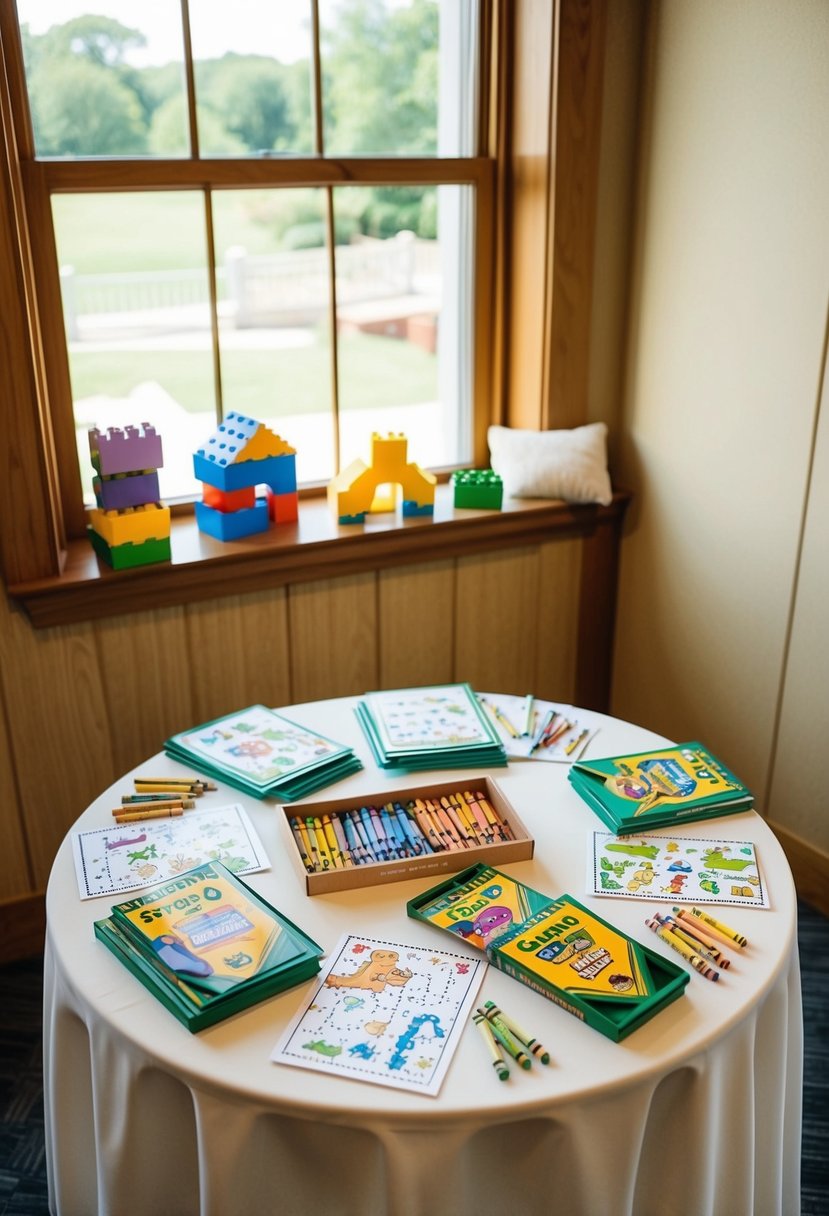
327, 435, 436, 523
89, 424, 163, 476
88, 527, 171, 570
202, 483, 256, 513
93, 471, 160, 511
451, 469, 504, 510
88, 503, 171, 548
194, 451, 295, 494
401, 499, 435, 517
195, 412, 295, 469
194, 498, 269, 541
267, 490, 299, 525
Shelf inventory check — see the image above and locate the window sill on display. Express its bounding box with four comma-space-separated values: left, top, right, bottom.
8, 486, 631, 628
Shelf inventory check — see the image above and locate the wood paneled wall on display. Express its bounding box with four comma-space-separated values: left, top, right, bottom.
0, 531, 598, 959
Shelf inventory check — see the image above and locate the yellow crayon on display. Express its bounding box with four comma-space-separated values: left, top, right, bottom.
311, 818, 334, 869
322, 814, 344, 868
687, 906, 748, 949
113, 807, 184, 823
645, 918, 719, 981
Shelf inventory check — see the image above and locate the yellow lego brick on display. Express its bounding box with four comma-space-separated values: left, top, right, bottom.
89, 503, 171, 548
369, 432, 410, 477
242, 425, 296, 462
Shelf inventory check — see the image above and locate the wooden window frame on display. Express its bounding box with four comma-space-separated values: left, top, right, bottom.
0, 0, 610, 626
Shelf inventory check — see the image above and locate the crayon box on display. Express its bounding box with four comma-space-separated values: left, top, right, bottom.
281, 777, 533, 895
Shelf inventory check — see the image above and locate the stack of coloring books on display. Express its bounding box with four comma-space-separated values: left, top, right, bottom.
164, 704, 362, 801
355, 683, 507, 772
94, 861, 323, 1032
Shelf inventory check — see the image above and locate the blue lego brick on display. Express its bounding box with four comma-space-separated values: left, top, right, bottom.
338, 512, 367, 525
401, 500, 434, 518
194, 451, 296, 494
194, 498, 270, 541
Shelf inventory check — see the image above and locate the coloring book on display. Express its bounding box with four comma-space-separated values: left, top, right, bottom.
588, 831, 769, 908
271, 934, 486, 1096
72, 804, 269, 900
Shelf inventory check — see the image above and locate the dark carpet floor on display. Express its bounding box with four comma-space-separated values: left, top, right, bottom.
0, 902, 827, 1215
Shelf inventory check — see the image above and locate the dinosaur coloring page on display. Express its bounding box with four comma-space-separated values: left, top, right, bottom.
272, 934, 486, 1095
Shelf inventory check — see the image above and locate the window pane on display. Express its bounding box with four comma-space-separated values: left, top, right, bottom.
189, 1, 314, 156
319, 0, 479, 157
18, 2, 189, 157
334, 184, 473, 473
53, 193, 216, 504
211, 190, 335, 484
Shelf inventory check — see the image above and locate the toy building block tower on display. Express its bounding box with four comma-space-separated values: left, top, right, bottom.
327, 432, 436, 525
87, 424, 171, 569
194, 411, 298, 541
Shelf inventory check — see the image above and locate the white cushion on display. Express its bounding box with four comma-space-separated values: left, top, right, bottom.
487, 422, 613, 506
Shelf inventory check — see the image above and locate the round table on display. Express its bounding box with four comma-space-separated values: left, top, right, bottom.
43, 700, 802, 1216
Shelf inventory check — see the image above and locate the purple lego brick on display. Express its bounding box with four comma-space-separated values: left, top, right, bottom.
89, 424, 164, 476
94, 471, 160, 510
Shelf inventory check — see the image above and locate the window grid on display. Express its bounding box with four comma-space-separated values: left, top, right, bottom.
6, 0, 494, 537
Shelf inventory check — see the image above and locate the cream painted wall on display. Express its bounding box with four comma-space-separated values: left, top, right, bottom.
611, 0, 829, 840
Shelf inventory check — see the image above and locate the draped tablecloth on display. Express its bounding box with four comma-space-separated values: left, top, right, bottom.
44, 701, 802, 1216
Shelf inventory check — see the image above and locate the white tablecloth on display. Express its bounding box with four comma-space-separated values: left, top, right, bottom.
43, 701, 802, 1216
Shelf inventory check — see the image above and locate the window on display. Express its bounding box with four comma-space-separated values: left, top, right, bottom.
1, 0, 610, 606
12, 0, 491, 514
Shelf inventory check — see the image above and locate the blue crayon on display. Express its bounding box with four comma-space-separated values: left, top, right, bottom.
391, 802, 419, 855
342, 812, 365, 864
359, 806, 384, 861
377, 805, 400, 858
348, 809, 372, 860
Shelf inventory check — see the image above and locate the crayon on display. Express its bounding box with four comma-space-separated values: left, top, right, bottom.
121, 793, 196, 805
424, 800, 451, 849
439, 797, 472, 846
112, 798, 194, 815
687, 906, 748, 949
645, 917, 719, 981
342, 812, 367, 864
434, 802, 464, 849
479, 697, 521, 739
674, 907, 739, 952
479, 1006, 531, 1069
655, 914, 730, 969
321, 814, 344, 868
564, 727, 590, 756
329, 814, 354, 866
483, 1000, 550, 1064
349, 809, 373, 859
529, 709, 557, 753
404, 803, 434, 854
521, 694, 535, 736
134, 775, 215, 787
475, 790, 513, 841
289, 817, 315, 872
389, 803, 415, 856
360, 806, 385, 861
308, 818, 332, 869
473, 1011, 509, 1081
113, 807, 184, 823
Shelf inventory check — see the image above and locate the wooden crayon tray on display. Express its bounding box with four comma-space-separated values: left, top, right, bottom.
282, 776, 534, 895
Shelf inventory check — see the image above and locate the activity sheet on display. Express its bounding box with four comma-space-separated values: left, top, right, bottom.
72, 803, 269, 899
272, 934, 486, 1096
588, 831, 769, 908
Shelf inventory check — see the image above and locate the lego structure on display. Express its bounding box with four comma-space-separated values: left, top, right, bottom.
87, 424, 171, 569
451, 468, 504, 511
193, 412, 298, 541
327, 433, 436, 525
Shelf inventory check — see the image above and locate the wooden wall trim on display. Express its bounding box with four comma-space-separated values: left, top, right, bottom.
0, 892, 45, 964
767, 819, 829, 919
10, 489, 631, 629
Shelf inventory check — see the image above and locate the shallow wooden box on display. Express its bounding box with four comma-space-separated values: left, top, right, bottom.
282, 776, 534, 895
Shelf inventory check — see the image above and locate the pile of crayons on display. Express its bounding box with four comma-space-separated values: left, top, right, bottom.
111, 775, 217, 825
645, 905, 748, 982
473, 1000, 550, 1080
478, 695, 588, 756
288, 789, 514, 872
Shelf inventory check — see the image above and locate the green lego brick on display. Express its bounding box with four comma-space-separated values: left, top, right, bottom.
451, 469, 504, 510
